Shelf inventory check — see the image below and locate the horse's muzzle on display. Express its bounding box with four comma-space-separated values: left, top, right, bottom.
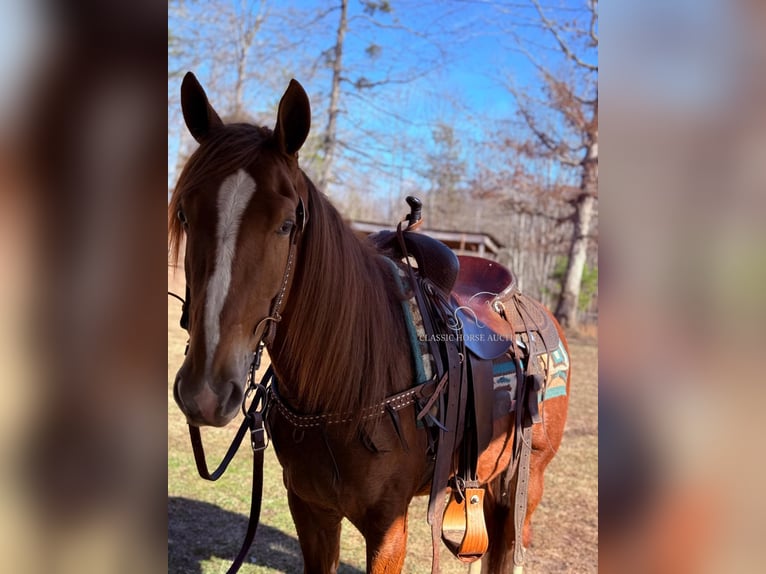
174, 373, 242, 427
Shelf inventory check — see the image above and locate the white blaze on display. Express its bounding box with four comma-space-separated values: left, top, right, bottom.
205, 169, 256, 372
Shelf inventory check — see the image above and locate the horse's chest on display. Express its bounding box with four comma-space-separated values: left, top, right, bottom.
266, 417, 346, 502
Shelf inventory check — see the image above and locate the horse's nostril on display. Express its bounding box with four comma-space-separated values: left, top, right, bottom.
222, 381, 244, 417
173, 374, 185, 410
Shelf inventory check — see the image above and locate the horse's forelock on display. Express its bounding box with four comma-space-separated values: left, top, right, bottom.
168, 123, 273, 266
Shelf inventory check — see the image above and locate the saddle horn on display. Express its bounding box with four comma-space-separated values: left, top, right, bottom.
405, 196, 422, 230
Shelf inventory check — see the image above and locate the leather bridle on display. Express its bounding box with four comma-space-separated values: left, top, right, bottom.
167, 195, 306, 574
252, 194, 306, 348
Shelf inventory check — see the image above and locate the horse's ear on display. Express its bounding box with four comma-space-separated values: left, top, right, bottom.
274, 79, 311, 156
181, 72, 223, 142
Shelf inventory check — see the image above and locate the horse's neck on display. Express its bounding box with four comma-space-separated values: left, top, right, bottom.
269, 233, 410, 415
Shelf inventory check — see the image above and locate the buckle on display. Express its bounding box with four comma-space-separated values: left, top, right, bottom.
250, 423, 269, 452
247, 409, 269, 452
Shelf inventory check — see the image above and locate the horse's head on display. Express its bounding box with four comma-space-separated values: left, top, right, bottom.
170, 72, 311, 427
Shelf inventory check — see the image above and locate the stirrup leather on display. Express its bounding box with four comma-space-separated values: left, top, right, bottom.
441, 487, 489, 563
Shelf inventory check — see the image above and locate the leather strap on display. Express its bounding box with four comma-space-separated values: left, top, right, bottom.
437, 353, 492, 566
427, 336, 465, 574
497, 304, 535, 572
513, 423, 533, 568
467, 353, 494, 469
398, 230, 446, 381
189, 420, 248, 481
187, 367, 273, 574
227, 447, 264, 573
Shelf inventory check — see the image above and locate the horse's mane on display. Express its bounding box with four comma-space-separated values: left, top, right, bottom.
273, 176, 412, 431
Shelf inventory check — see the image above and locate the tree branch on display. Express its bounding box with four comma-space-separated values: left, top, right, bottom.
343, 68, 431, 90
286, 3, 338, 30
506, 30, 594, 104
589, 0, 599, 47
517, 105, 558, 153
530, 0, 598, 72
559, 154, 583, 168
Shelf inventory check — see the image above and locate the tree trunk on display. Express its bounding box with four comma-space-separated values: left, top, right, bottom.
233, 40, 249, 117
318, 0, 348, 193
555, 138, 597, 328
232, 1, 265, 117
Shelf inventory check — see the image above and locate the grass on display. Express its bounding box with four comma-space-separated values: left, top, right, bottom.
168, 278, 598, 573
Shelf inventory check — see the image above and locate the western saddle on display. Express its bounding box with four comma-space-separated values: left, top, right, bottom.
370, 197, 560, 574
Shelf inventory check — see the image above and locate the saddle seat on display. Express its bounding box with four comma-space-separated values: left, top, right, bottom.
453, 256, 517, 329
452, 255, 559, 360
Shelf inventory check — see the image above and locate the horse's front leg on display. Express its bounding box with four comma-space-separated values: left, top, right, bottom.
357, 507, 410, 574
287, 489, 342, 574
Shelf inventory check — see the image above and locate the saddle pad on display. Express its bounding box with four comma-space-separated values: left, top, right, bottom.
381, 257, 435, 385
491, 339, 569, 419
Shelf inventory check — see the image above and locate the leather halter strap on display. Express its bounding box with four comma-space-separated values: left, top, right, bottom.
253, 195, 305, 347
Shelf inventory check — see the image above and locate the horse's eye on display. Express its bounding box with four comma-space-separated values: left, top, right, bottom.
177, 209, 188, 226
277, 220, 294, 236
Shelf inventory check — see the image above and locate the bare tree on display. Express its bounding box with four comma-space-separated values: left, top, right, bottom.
168, 0, 275, 188
314, 0, 439, 195
506, 0, 598, 328
470, 148, 574, 306
231, 0, 270, 118
317, 0, 349, 192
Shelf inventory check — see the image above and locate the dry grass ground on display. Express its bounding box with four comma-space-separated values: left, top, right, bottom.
168, 271, 597, 573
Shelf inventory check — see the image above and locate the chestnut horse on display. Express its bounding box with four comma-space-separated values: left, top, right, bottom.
170, 72, 570, 574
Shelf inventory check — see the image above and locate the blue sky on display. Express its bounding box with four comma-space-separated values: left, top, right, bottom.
168, 0, 596, 203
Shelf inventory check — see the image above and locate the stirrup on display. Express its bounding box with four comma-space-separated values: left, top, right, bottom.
441, 487, 489, 563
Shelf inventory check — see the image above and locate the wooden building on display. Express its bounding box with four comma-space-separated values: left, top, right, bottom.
350, 220, 503, 259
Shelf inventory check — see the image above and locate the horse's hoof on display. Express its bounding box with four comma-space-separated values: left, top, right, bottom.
512, 566, 524, 574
